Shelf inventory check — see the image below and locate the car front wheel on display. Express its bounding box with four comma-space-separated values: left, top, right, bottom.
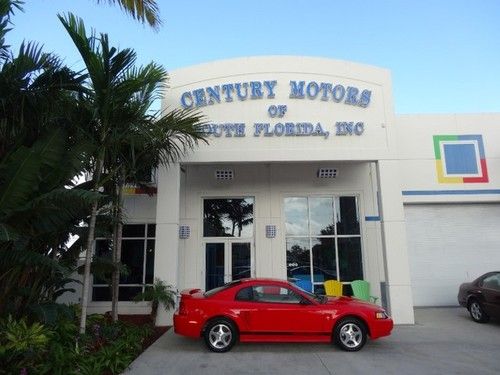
334, 317, 367, 352
469, 300, 489, 323
203, 318, 238, 353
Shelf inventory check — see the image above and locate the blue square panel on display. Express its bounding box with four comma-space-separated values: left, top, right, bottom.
443, 143, 478, 174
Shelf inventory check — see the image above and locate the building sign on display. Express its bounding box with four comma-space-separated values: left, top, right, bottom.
180, 80, 371, 109
179, 79, 372, 139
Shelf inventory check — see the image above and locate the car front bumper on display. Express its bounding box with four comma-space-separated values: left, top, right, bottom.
370, 318, 394, 339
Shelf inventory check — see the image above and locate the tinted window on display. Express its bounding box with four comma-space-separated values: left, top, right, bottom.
203, 198, 254, 237
204, 280, 241, 297
253, 285, 302, 304
482, 273, 500, 291
235, 287, 254, 301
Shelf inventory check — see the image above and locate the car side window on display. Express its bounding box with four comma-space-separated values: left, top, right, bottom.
252, 285, 302, 304
482, 274, 500, 291
235, 286, 254, 301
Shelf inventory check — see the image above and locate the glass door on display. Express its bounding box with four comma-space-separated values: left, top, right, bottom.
205, 241, 252, 291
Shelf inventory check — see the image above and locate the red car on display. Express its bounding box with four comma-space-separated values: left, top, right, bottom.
174, 278, 393, 352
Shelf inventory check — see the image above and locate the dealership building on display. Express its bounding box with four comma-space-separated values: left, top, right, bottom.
84, 56, 500, 325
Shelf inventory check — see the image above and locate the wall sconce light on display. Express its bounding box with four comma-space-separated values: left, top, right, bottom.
179, 225, 190, 239
266, 225, 277, 238
317, 168, 338, 178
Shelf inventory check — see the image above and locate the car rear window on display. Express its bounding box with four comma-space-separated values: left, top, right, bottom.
204, 280, 242, 297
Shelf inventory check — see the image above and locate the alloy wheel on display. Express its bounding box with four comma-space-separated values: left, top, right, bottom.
208, 323, 232, 350
339, 323, 363, 349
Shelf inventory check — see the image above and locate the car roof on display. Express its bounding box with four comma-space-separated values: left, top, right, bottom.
238, 278, 291, 285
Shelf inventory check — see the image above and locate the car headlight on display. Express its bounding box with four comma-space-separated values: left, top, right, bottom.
375, 311, 389, 319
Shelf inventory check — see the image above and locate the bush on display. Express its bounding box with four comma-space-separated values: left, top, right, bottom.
0, 313, 154, 375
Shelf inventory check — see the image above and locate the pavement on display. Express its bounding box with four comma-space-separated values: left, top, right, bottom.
124, 307, 500, 375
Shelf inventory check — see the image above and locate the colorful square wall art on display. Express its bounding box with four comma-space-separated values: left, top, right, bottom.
433, 135, 488, 183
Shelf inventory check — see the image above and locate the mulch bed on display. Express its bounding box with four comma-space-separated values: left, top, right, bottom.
117, 314, 170, 351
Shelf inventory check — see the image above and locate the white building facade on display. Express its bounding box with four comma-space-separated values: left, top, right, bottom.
85, 57, 500, 326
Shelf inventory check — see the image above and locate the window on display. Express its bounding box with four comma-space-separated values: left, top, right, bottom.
284, 196, 363, 294
92, 223, 155, 301
482, 273, 500, 291
253, 285, 302, 304
203, 198, 254, 237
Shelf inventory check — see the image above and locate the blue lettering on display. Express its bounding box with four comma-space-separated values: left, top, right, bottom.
345, 87, 359, 105
193, 88, 207, 107
250, 81, 263, 99
180, 92, 193, 108
221, 84, 234, 102
332, 85, 345, 102
206, 86, 220, 105
235, 83, 249, 100
274, 123, 284, 136
289, 81, 305, 98
268, 105, 278, 117
359, 90, 371, 108
234, 123, 246, 137
306, 82, 319, 99
319, 83, 332, 101
263, 123, 273, 136
254, 123, 266, 136
354, 122, 364, 135
263, 80, 277, 98
285, 122, 295, 136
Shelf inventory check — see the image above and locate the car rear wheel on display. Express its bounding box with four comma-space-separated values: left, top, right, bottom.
203, 318, 238, 353
468, 300, 489, 323
334, 317, 367, 352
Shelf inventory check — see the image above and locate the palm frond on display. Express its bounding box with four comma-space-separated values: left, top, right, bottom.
95, 0, 162, 30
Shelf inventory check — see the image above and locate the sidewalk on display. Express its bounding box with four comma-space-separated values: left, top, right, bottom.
124, 308, 500, 375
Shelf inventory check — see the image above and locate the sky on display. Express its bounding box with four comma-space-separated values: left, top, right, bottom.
7, 0, 500, 114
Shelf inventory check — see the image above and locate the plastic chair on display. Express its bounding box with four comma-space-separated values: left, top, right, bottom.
324, 280, 343, 297
351, 280, 378, 303
295, 279, 313, 293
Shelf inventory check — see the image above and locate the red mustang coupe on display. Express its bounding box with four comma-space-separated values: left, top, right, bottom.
174, 278, 393, 352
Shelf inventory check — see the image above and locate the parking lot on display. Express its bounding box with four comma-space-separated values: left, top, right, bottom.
124, 308, 500, 375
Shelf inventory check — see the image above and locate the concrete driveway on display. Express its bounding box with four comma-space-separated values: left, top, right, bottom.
124, 308, 500, 375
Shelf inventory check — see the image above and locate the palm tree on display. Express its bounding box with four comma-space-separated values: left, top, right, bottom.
0, 0, 100, 318
133, 278, 175, 322
94, 0, 161, 29
59, 13, 206, 331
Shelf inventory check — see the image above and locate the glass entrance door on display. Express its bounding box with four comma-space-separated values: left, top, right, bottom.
205, 241, 252, 291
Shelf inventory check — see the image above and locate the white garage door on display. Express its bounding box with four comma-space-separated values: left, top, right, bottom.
405, 204, 500, 306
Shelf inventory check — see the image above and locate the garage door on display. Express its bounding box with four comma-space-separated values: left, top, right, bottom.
405, 204, 500, 306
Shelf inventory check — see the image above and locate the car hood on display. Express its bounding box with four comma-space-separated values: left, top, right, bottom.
324, 296, 378, 309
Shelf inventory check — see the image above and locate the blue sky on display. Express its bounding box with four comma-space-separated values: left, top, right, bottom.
8, 0, 500, 114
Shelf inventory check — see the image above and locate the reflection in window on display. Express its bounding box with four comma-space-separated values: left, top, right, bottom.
203, 198, 254, 237
310, 197, 334, 236
336, 197, 360, 235
338, 237, 363, 282
284, 196, 362, 293
286, 238, 310, 282
284, 197, 309, 235
92, 223, 155, 301
312, 238, 337, 283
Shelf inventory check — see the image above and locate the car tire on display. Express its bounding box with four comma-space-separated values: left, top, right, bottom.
333, 317, 367, 352
468, 299, 489, 323
203, 318, 238, 353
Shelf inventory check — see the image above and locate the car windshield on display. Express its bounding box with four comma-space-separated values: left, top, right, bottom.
204, 280, 241, 297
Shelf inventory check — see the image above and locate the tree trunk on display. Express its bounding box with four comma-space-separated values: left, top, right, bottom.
79, 158, 104, 334
79, 199, 99, 334
111, 176, 124, 322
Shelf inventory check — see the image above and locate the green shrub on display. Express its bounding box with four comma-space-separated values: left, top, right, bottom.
0, 314, 155, 375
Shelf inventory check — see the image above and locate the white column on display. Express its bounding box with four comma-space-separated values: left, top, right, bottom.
376, 160, 415, 324
154, 164, 181, 326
